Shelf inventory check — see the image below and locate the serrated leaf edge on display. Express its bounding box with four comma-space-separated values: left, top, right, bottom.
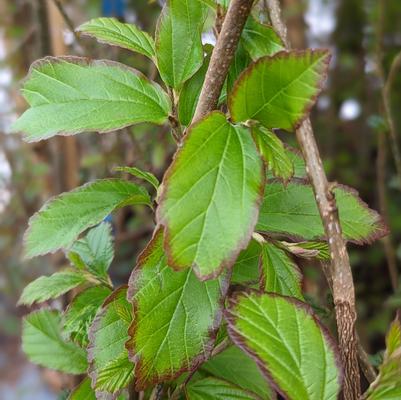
125, 227, 231, 390
224, 289, 343, 400
156, 111, 266, 281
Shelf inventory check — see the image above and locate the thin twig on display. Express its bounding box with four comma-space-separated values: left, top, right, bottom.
321, 261, 377, 384
50, 0, 82, 46
376, 131, 398, 291
357, 337, 377, 384
382, 51, 401, 190
193, 0, 255, 122
376, 0, 401, 191
150, 384, 164, 400
167, 88, 183, 144
266, 1, 361, 398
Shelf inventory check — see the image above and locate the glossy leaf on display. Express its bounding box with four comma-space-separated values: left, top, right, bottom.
12, 57, 171, 141
25, 179, 151, 258
64, 286, 112, 347
77, 18, 155, 59
231, 239, 261, 284
22, 310, 87, 374
186, 377, 259, 400
241, 18, 284, 60
260, 241, 303, 300
257, 180, 387, 244
156, 0, 207, 88
157, 112, 264, 279
225, 291, 341, 400
229, 50, 330, 131
18, 270, 87, 306
88, 287, 134, 394
126, 228, 228, 389
253, 127, 294, 182
201, 346, 272, 399
114, 166, 159, 190
69, 222, 114, 279
366, 319, 401, 399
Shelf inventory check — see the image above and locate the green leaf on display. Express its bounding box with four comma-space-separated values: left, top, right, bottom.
231, 239, 261, 284
25, 179, 151, 258
126, 228, 228, 389
241, 18, 284, 60
252, 127, 294, 182
265, 146, 306, 181
69, 222, 114, 279
64, 286, 112, 347
157, 111, 264, 279
178, 46, 211, 126
186, 377, 259, 400
229, 50, 330, 131
284, 147, 307, 179
201, 346, 272, 399
156, 0, 207, 88
366, 319, 401, 400
88, 287, 134, 394
77, 18, 155, 59
225, 291, 341, 400
12, 57, 171, 141
18, 270, 87, 306
281, 241, 330, 261
114, 166, 159, 190
68, 378, 96, 400
22, 310, 88, 374
227, 41, 251, 94
257, 180, 387, 244
260, 241, 303, 300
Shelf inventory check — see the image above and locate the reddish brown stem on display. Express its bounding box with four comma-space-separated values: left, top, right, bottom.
192, 0, 255, 122
266, 1, 361, 398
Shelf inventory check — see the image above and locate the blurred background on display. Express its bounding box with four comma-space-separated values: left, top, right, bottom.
1, 0, 401, 398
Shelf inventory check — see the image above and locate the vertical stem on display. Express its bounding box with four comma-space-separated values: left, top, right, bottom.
193, 0, 255, 122
376, 131, 398, 291
266, 1, 361, 398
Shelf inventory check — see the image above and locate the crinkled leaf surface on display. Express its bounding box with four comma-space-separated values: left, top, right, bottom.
232, 239, 261, 285
253, 127, 294, 182
12, 57, 170, 141
186, 377, 259, 400
156, 0, 207, 88
241, 18, 284, 60
157, 112, 264, 279
257, 180, 387, 244
88, 287, 134, 394
25, 179, 151, 258
260, 242, 303, 300
229, 50, 330, 131
69, 222, 114, 279
126, 229, 228, 389
225, 291, 341, 400
18, 270, 87, 306
22, 310, 87, 374
64, 286, 112, 347
114, 166, 159, 190
78, 18, 155, 59
367, 319, 401, 400
201, 346, 272, 399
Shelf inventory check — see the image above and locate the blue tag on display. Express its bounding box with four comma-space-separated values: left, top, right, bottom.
102, 0, 126, 18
